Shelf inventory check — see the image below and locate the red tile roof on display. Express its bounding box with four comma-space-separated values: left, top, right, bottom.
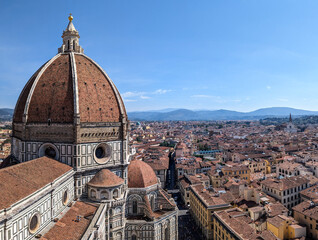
128, 160, 158, 188
87, 169, 124, 188
0, 157, 72, 210
41, 201, 97, 240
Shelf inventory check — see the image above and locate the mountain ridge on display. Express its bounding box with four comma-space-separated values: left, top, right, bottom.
128, 107, 318, 121
1, 107, 318, 121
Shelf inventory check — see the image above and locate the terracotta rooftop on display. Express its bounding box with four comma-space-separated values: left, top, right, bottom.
41, 201, 97, 240
190, 184, 231, 208
300, 185, 318, 200
13, 53, 126, 124
261, 176, 309, 191
0, 157, 72, 210
87, 169, 124, 188
214, 208, 275, 240
128, 160, 158, 188
292, 200, 318, 221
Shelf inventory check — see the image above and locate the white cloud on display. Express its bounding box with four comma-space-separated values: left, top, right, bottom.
121, 89, 171, 101
140, 95, 151, 99
153, 89, 172, 94
277, 98, 289, 102
266, 86, 271, 90
122, 91, 145, 98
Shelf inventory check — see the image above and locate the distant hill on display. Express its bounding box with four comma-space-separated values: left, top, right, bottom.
128, 107, 318, 121
2, 107, 318, 122
0, 108, 14, 121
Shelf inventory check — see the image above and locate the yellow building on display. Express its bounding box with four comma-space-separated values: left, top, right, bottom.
189, 184, 232, 239
267, 215, 306, 240
293, 200, 318, 239
207, 170, 224, 188
221, 165, 251, 183
244, 159, 266, 173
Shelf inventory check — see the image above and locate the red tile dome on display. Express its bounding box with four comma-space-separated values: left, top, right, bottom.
88, 169, 124, 188
13, 53, 126, 124
128, 160, 158, 188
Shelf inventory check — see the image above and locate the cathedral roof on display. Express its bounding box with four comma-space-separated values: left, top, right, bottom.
42, 201, 97, 240
128, 160, 158, 188
13, 16, 126, 124
87, 169, 124, 188
0, 157, 72, 210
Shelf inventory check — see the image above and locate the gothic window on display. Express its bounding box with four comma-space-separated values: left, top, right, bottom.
63, 190, 69, 205
132, 235, 137, 240
133, 200, 137, 214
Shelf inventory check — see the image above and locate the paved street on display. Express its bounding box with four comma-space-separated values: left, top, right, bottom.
175, 193, 205, 240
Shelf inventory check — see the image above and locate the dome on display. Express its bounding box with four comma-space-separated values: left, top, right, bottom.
13, 17, 126, 124
128, 160, 158, 188
88, 169, 124, 188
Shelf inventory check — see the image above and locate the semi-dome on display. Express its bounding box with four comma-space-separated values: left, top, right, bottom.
87, 169, 124, 188
13, 16, 126, 125
128, 160, 158, 188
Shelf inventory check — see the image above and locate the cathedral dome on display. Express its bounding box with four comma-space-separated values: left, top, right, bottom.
13, 17, 126, 125
128, 160, 158, 188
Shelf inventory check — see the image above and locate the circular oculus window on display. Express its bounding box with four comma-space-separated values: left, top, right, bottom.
94, 143, 112, 164
39, 143, 59, 160
45, 146, 56, 159
29, 213, 40, 234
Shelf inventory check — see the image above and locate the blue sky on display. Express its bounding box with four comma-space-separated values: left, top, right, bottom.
1, 0, 318, 112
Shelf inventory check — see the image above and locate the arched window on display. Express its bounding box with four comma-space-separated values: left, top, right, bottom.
150, 195, 155, 211
68, 40, 70, 50
73, 40, 76, 51
101, 190, 108, 200
132, 235, 137, 240
91, 189, 96, 199
133, 200, 137, 214
165, 227, 169, 240
113, 189, 119, 198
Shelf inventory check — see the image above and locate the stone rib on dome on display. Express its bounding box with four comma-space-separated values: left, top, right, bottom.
128, 160, 158, 188
13, 53, 127, 124
87, 169, 124, 188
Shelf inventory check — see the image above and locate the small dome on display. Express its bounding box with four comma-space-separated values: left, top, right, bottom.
128, 160, 158, 188
88, 169, 124, 188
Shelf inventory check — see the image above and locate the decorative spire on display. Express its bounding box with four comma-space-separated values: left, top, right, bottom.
58, 14, 84, 54
289, 113, 292, 123
68, 13, 73, 22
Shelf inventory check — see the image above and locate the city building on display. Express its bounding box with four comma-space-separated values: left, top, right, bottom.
261, 176, 310, 209
284, 114, 297, 133
221, 164, 251, 183
293, 200, 318, 239
266, 214, 306, 239
213, 208, 276, 240
189, 184, 232, 239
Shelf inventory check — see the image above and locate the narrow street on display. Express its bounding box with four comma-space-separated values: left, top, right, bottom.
174, 193, 205, 240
